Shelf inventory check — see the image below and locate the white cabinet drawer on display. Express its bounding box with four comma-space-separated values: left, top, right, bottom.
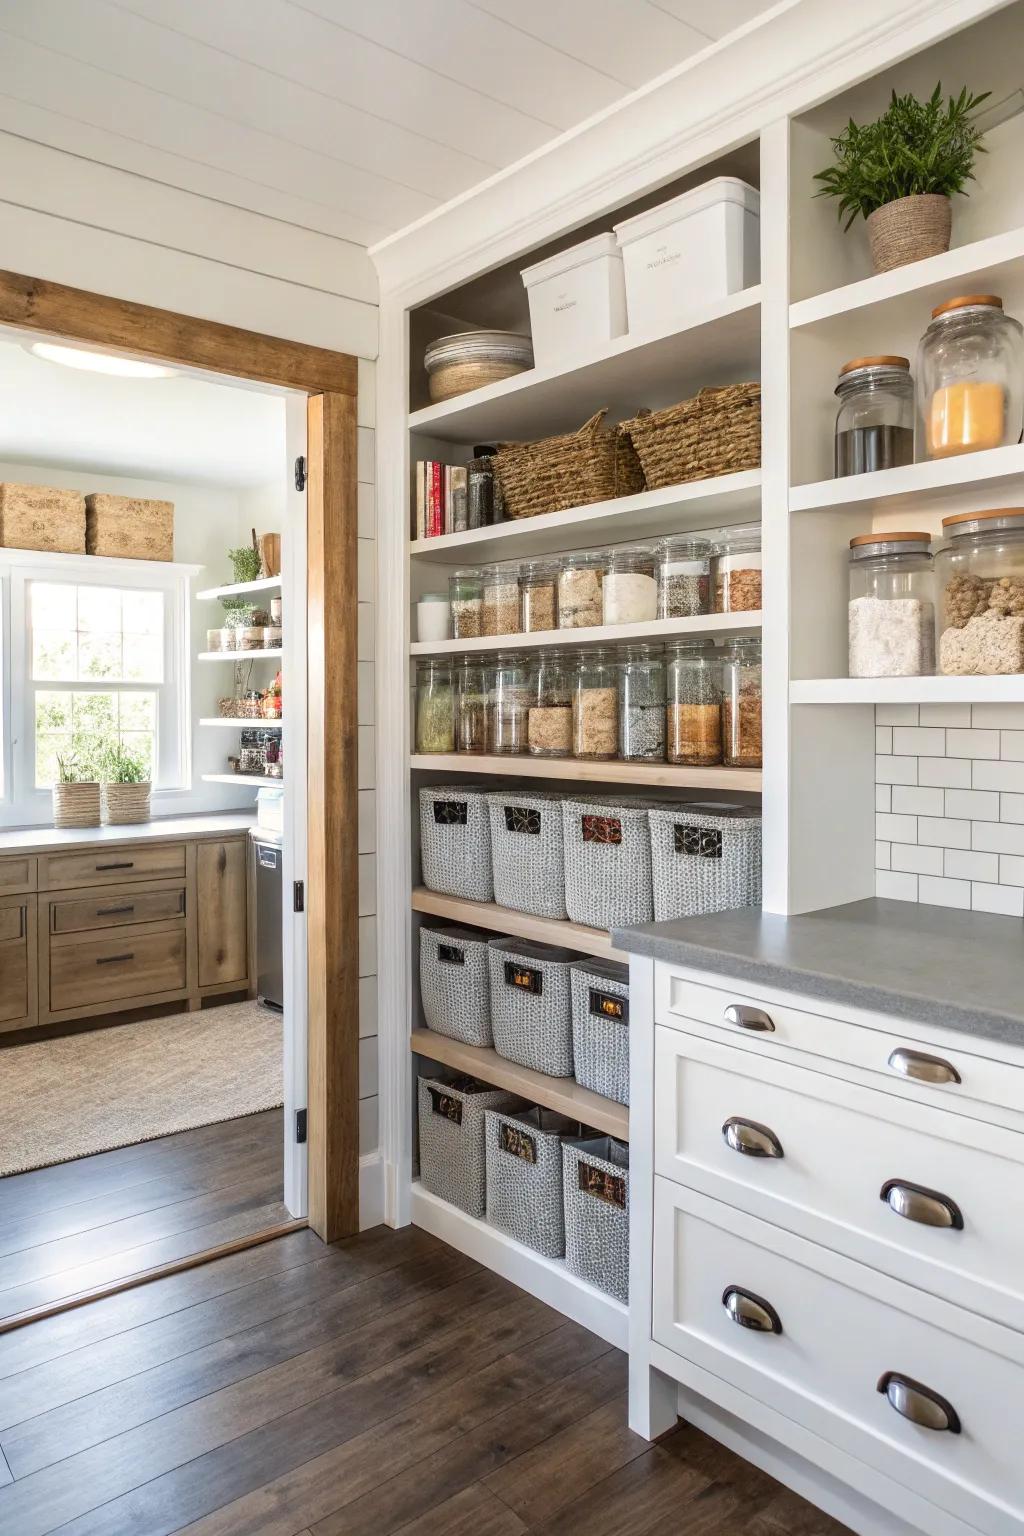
652, 1179, 1024, 1536
654, 964, 1024, 1129
654, 1026, 1024, 1332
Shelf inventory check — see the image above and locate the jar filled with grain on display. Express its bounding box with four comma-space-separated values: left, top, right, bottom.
917, 296, 1024, 461
573, 648, 619, 760
848, 532, 935, 677
488, 651, 530, 755
935, 509, 1024, 675
449, 568, 484, 640
656, 537, 711, 618
520, 559, 559, 632
558, 551, 606, 629
721, 637, 762, 768
603, 546, 658, 626
455, 656, 491, 754
415, 658, 455, 754
481, 564, 521, 637
666, 640, 722, 767
528, 650, 574, 758
713, 529, 762, 613
619, 643, 665, 762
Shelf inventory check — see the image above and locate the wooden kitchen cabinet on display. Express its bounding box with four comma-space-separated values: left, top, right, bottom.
196, 839, 249, 988
0, 892, 37, 1033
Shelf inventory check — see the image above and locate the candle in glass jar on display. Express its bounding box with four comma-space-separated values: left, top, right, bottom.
927, 380, 1006, 457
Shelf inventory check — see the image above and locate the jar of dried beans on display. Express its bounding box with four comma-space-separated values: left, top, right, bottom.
573, 648, 619, 760
848, 532, 935, 678
481, 564, 520, 637
449, 568, 484, 640
415, 658, 455, 754
721, 637, 762, 768
603, 546, 657, 626
917, 295, 1024, 461
936, 508, 1024, 675
557, 552, 606, 629
488, 651, 530, 755
666, 640, 722, 767
520, 559, 559, 632
619, 643, 665, 762
713, 528, 762, 613
456, 657, 491, 754
528, 650, 574, 758
657, 537, 711, 618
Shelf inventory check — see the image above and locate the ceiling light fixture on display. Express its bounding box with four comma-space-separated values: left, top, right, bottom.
27, 341, 177, 379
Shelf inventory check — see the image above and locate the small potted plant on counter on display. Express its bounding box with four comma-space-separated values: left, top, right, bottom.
52, 754, 101, 829
101, 743, 152, 825
814, 83, 989, 273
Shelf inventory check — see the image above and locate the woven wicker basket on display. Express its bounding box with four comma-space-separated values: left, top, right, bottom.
561, 795, 655, 930
487, 790, 567, 919
562, 1137, 629, 1302
102, 783, 152, 825
487, 937, 581, 1078
419, 925, 495, 1048
418, 1075, 523, 1218
86, 494, 174, 561
570, 958, 630, 1106
485, 1105, 583, 1258
494, 410, 644, 521
621, 383, 761, 489
52, 782, 101, 829
0, 483, 86, 554
866, 194, 951, 274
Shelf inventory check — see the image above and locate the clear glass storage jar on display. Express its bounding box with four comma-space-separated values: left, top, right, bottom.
415, 658, 455, 753
520, 559, 559, 632
917, 295, 1024, 461
573, 648, 619, 760
527, 650, 574, 758
721, 636, 762, 768
557, 552, 606, 629
666, 639, 722, 767
456, 657, 491, 754
449, 568, 483, 640
834, 356, 915, 477
467, 447, 498, 528
848, 532, 935, 678
481, 564, 520, 637
936, 508, 1024, 675
713, 528, 762, 613
657, 537, 711, 618
602, 546, 657, 626
619, 644, 665, 762
487, 651, 530, 755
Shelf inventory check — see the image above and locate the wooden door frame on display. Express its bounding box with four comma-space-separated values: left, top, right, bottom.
0, 269, 361, 1243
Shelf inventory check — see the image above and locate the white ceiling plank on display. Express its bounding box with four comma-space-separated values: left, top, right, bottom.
468, 0, 707, 89
643, 0, 775, 41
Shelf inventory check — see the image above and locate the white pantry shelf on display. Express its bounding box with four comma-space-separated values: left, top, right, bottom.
408, 288, 761, 445
198, 717, 283, 729
410, 1183, 628, 1350
195, 575, 282, 601
411, 610, 761, 657
411, 754, 761, 791
790, 443, 1024, 515
791, 676, 1024, 704
411, 887, 627, 964
201, 773, 280, 787
410, 473, 762, 563
197, 649, 283, 661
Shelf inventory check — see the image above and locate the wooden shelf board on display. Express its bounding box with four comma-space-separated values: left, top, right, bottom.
410, 755, 762, 791
410, 1183, 627, 1350
410, 1029, 629, 1141
198, 717, 283, 729
411, 611, 761, 657
201, 773, 280, 787
410, 473, 762, 563
408, 288, 761, 444
411, 887, 628, 964
197, 649, 283, 661
790, 442, 1024, 515
792, 675, 1024, 705
195, 575, 282, 600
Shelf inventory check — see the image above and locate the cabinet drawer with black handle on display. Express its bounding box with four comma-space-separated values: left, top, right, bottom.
50, 884, 187, 935
49, 927, 187, 1012
39, 843, 187, 891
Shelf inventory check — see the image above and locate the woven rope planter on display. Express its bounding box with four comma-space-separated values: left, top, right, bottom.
621, 383, 761, 489
494, 410, 644, 521
52, 782, 101, 829
103, 783, 152, 825
865, 194, 951, 274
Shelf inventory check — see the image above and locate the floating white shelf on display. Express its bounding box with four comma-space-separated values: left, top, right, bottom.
791, 676, 1024, 704
790, 443, 1024, 515
410, 1183, 628, 1351
201, 773, 281, 787
197, 649, 283, 661
408, 288, 761, 445
411, 754, 761, 791
412, 887, 627, 964
195, 575, 282, 601
198, 717, 283, 729
411, 610, 761, 657
410, 473, 762, 563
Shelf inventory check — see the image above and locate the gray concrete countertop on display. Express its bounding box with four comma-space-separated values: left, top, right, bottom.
614, 898, 1024, 1048
0, 811, 256, 857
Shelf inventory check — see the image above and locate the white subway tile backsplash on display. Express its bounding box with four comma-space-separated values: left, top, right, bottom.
876, 705, 919, 726
973, 821, 1024, 856
875, 841, 891, 869
875, 756, 918, 785
875, 726, 893, 754
972, 703, 1024, 728
891, 843, 942, 875
946, 728, 1000, 759
875, 785, 891, 812
1000, 793, 1024, 824
1000, 854, 1024, 885
917, 817, 970, 849
917, 755, 971, 788
974, 759, 1024, 793
944, 788, 1000, 821
876, 813, 917, 843
891, 786, 944, 816
892, 726, 945, 756
919, 703, 971, 727
944, 848, 998, 882
876, 869, 918, 901
972, 882, 1024, 916
918, 874, 971, 910
1001, 730, 1024, 761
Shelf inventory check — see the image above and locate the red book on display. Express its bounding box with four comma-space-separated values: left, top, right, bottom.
429, 461, 443, 539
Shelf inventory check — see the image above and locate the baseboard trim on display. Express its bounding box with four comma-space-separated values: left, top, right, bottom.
359, 1150, 384, 1230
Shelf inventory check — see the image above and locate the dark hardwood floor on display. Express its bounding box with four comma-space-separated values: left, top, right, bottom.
0, 1109, 287, 1323
0, 1221, 852, 1536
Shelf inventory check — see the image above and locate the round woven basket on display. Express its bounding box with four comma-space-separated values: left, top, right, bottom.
52, 782, 101, 829
103, 782, 152, 825
866, 194, 951, 274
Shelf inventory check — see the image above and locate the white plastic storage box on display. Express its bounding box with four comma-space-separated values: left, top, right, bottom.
418, 784, 494, 902
485, 1105, 583, 1258
256, 786, 284, 834
613, 178, 760, 336
487, 938, 582, 1077
570, 958, 630, 1106
419, 925, 498, 1048
647, 801, 762, 921
417, 1074, 523, 1218
487, 790, 567, 919
561, 796, 654, 930
562, 1137, 629, 1302
521, 233, 627, 368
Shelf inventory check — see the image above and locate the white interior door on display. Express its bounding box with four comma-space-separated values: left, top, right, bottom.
282, 392, 308, 1218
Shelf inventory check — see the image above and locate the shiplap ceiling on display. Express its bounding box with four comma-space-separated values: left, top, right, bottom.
0, 0, 778, 248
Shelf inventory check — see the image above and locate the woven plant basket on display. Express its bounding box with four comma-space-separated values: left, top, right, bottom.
621, 383, 760, 489
866, 194, 951, 274
86, 494, 174, 561
0, 483, 85, 554
494, 410, 644, 521
52, 782, 101, 829
103, 782, 152, 825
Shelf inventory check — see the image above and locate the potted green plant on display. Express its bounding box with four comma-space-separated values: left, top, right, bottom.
814, 84, 989, 274
101, 743, 152, 825
228, 544, 262, 585
52, 754, 101, 829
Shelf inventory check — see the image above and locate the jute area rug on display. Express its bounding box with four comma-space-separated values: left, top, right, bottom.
0, 1000, 283, 1176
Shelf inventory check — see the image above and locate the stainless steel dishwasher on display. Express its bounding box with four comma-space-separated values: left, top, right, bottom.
251, 828, 283, 1011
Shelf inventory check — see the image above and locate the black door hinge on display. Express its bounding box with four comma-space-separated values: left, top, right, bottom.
293, 879, 304, 913
294, 454, 307, 491
295, 1108, 307, 1144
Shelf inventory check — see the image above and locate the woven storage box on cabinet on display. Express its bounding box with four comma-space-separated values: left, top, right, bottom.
561, 796, 654, 929
417, 1074, 522, 1218
570, 958, 630, 1106
621, 383, 760, 489
85, 494, 174, 561
562, 1137, 629, 1302
494, 410, 644, 522
485, 1105, 582, 1258
487, 790, 567, 919
0, 483, 85, 554
487, 938, 582, 1077
648, 801, 761, 921
418, 784, 494, 902
419, 925, 496, 1048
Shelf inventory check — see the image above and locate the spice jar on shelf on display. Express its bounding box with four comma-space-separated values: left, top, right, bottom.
558, 551, 606, 629
573, 648, 619, 760
721, 636, 762, 768
488, 651, 530, 754
713, 528, 762, 613
456, 657, 491, 754
666, 640, 722, 767
481, 564, 521, 637
936, 508, 1024, 675
619, 643, 665, 762
520, 559, 559, 632
917, 295, 1024, 461
657, 537, 711, 618
467, 447, 501, 528
848, 532, 935, 678
603, 546, 657, 626
527, 650, 574, 758
415, 658, 455, 754
449, 568, 484, 640
834, 356, 915, 477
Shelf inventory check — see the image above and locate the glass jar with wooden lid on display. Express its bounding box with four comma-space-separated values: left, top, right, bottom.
666, 639, 722, 767
936, 508, 1024, 675
916, 295, 1024, 460
834, 356, 914, 477
848, 532, 935, 678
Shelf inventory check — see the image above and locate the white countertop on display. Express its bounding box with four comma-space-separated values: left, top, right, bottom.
0, 812, 257, 856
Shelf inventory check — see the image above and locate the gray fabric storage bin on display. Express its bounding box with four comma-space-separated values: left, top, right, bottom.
570, 958, 630, 1106
487, 938, 582, 1077
561, 796, 654, 929
487, 790, 567, 919
419, 925, 497, 1047
562, 1137, 629, 1302
647, 802, 761, 921
485, 1104, 583, 1258
418, 784, 494, 902
417, 1074, 522, 1217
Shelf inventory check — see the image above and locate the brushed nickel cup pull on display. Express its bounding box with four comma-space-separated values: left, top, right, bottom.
887, 1047, 961, 1085
722, 1117, 784, 1159
880, 1180, 963, 1230
877, 1372, 961, 1434
722, 1286, 782, 1334
723, 1004, 775, 1033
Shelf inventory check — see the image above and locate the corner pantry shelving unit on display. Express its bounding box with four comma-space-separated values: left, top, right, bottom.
195, 574, 283, 791
375, 0, 1024, 1359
